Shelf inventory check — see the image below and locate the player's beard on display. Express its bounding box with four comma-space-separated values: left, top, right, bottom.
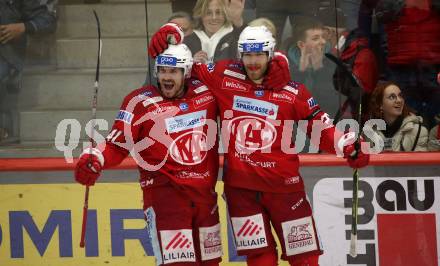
244, 64, 268, 84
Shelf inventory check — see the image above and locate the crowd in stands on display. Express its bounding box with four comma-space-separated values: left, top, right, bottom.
0, 0, 57, 143
167, 0, 440, 152
0, 0, 438, 152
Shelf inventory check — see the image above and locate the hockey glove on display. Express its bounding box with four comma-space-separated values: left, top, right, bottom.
344, 142, 370, 169
148, 23, 184, 58
75, 148, 104, 186
263, 51, 291, 90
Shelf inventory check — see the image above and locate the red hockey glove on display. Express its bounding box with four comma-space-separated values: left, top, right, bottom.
148, 23, 184, 58
263, 51, 291, 90
75, 148, 104, 186
343, 141, 370, 169
338, 132, 370, 169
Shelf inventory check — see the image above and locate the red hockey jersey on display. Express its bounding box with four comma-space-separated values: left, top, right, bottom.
101, 78, 219, 203
192, 60, 342, 193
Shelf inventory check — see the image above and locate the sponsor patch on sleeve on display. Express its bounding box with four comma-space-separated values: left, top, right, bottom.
307, 97, 318, 109
115, 110, 134, 124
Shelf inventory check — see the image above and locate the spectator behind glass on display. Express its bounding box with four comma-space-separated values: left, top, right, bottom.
248, 17, 277, 39
360, 0, 440, 128
255, 0, 319, 47
0, 0, 57, 142
428, 114, 440, 151
285, 16, 341, 117
367, 81, 428, 152
184, 0, 244, 64
168, 11, 193, 37
317, 7, 348, 55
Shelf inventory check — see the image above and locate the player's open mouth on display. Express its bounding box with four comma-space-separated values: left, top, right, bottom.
247, 66, 260, 71
163, 83, 174, 90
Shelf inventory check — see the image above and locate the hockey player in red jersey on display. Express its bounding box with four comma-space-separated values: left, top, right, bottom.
75, 44, 222, 266
149, 24, 370, 266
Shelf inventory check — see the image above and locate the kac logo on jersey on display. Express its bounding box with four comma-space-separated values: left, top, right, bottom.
242, 42, 264, 52
229, 115, 277, 151
156, 55, 177, 66
254, 90, 264, 97
179, 102, 189, 111
115, 110, 133, 124
170, 131, 208, 165
233, 96, 278, 119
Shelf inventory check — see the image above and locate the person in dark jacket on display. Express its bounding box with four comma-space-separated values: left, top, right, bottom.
0, 0, 57, 141
332, 28, 379, 125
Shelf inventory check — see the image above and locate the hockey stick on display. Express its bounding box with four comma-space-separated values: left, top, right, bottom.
325, 52, 362, 257
80, 9, 102, 248
143, 0, 153, 85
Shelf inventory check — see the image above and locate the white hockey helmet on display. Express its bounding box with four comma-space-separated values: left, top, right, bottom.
155, 44, 193, 78
237, 26, 276, 59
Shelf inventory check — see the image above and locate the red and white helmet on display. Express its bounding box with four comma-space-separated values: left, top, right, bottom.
155, 44, 193, 78
237, 26, 276, 59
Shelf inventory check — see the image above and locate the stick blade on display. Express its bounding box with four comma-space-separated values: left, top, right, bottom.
349, 233, 357, 257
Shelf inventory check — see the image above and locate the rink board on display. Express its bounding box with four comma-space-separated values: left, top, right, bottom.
0, 177, 439, 266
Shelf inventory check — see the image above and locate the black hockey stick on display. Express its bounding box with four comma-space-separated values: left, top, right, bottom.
144, 0, 153, 85
325, 52, 362, 257
80, 9, 102, 248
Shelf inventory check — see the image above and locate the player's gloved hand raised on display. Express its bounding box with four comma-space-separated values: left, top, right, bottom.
263, 51, 291, 90
343, 141, 370, 169
75, 148, 104, 186
148, 23, 184, 58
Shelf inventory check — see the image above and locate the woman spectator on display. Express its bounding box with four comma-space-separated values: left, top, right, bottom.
248, 17, 277, 38
184, 0, 244, 64
428, 114, 440, 151
367, 81, 429, 152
